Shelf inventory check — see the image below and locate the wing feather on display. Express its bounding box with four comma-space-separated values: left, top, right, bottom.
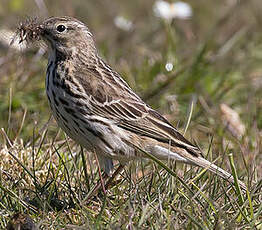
89, 94, 200, 156
79, 62, 201, 156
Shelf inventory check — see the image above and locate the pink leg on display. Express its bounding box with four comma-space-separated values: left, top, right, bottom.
105, 164, 125, 190
94, 153, 107, 195
86, 164, 125, 202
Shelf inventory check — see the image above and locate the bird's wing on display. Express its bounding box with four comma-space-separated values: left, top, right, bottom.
119, 108, 201, 156
89, 91, 200, 156
80, 61, 201, 156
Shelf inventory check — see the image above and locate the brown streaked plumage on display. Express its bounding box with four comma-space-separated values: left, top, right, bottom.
14, 16, 246, 190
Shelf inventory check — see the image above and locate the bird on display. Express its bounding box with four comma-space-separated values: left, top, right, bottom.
13, 16, 246, 191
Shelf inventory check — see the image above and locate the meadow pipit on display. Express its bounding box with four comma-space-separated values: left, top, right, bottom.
13, 16, 246, 190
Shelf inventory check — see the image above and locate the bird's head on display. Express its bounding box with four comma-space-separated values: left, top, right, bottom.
14, 16, 97, 57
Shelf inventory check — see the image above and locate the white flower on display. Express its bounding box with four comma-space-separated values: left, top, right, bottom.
114, 16, 133, 31
165, 62, 174, 71
153, 0, 192, 21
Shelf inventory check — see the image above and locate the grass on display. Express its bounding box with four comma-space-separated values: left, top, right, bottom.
0, 0, 262, 229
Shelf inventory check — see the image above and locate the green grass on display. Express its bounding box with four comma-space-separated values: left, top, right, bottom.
0, 0, 262, 229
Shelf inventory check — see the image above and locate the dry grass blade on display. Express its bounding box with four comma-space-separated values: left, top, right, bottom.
11, 17, 41, 46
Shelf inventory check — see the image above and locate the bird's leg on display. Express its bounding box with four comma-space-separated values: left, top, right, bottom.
86, 164, 124, 202
105, 164, 125, 190
94, 152, 107, 195
85, 153, 108, 202
85, 175, 108, 203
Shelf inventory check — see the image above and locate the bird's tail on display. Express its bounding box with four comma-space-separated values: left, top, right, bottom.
188, 156, 247, 191
147, 145, 247, 191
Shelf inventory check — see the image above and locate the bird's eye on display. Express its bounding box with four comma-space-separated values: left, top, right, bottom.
56, 24, 66, 33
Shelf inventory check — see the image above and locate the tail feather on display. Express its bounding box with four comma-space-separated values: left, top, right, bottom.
190, 156, 247, 190
148, 145, 247, 190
